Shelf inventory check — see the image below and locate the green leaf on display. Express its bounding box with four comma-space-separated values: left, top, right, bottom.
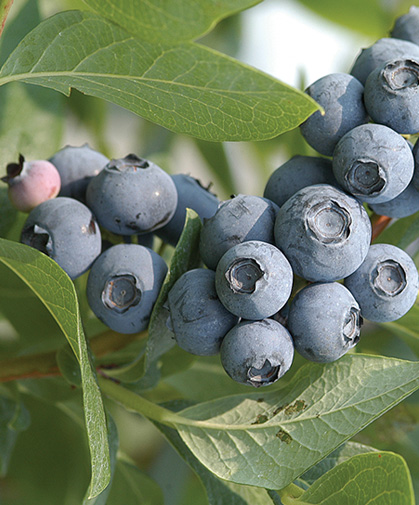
0, 0, 63, 165
0, 187, 17, 239
155, 403, 274, 505
83, 0, 261, 43
146, 208, 202, 370
0, 394, 29, 476
106, 458, 164, 505
296, 0, 392, 38
299, 441, 378, 486
174, 354, 419, 489
382, 303, 419, 358
0, 238, 110, 498
296, 452, 415, 505
83, 413, 119, 505
0, 11, 319, 142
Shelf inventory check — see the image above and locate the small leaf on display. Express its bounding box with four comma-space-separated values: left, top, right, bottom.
172, 355, 419, 489
298, 452, 415, 505
146, 208, 202, 369
83, 0, 262, 43
0, 238, 110, 497
0, 11, 319, 142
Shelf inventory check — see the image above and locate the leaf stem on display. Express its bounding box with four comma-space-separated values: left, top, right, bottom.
97, 375, 184, 428
272, 483, 308, 505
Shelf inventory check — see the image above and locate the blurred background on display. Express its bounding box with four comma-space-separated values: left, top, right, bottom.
1, 1, 419, 504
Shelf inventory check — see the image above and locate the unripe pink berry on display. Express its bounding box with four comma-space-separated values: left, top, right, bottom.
1, 154, 61, 212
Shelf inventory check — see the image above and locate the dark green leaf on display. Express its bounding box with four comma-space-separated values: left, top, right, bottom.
0, 238, 110, 497
83, 0, 261, 43
174, 355, 419, 489
106, 458, 164, 505
0, 187, 18, 239
0, 394, 29, 476
297, 452, 414, 505
0, 11, 319, 142
299, 441, 378, 486
146, 208, 202, 369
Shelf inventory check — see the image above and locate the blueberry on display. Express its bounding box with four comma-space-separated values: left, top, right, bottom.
86, 154, 178, 235
86, 243, 167, 334
167, 268, 239, 355
299, 73, 369, 156
332, 124, 414, 204
155, 174, 220, 247
220, 319, 294, 387
287, 282, 362, 363
350, 37, 419, 85
199, 194, 279, 270
263, 155, 338, 208
274, 184, 371, 282
215, 240, 293, 320
364, 58, 419, 134
50, 144, 109, 202
2, 154, 61, 213
369, 180, 419, 218
391, 7, 419, 46
344, 243, 419, 323
21, 197, 101, 279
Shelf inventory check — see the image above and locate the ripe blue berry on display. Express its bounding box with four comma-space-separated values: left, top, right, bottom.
263, 155, 337, 208
274, 184, 371, 282
50, 144, 109, 202
20, 197, 101, 279
215, 240, 293, 320
167, 268, 239, 355
86, 244, 167, 333
369, 180, 419, 218
391, 7, 419, 46
364, 58, 419, 134
155, 174, 219, 247
332, 124, 414, 204
86, 154, 178, 235
288, 282, 362, 363
2, 154, 61, 212
199, 194, 279, 271
300, 73, 368, 156
350, 37, 419, 85
344, 243, 419, 323
220, 319, 294, 387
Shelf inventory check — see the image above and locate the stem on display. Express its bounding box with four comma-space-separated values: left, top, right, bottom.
371, 213, 392, 242
97, 375, 185, 428
0, 330, 146, 382
0, 0, 13, 39
272, 483, 308, 505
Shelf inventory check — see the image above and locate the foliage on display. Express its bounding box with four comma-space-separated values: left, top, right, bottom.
0, 1, 418, 504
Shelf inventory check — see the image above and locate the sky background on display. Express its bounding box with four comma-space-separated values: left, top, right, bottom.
238, 0, 372, 88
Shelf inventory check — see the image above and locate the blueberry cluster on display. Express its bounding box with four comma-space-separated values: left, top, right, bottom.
4, 145, 219, 335
3, 7, 419, 389
167, 7, 419, 387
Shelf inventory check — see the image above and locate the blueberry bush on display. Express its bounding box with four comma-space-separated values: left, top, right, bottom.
1, 1, 419, 504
